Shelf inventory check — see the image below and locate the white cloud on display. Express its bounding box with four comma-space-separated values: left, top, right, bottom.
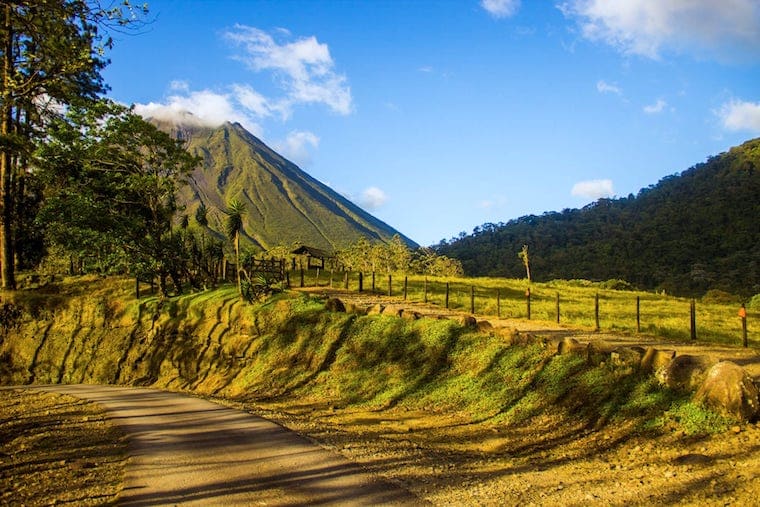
718, 99, 760, 132
571, 179, 615, 200
357, 187, 388, 210
169, 80, 189, 92
478, 196, 507, 209
230, 83, 276, 118
561, 0, 760, 62
272, 131, 320, 167
481, 0, 521, 18
133, 88, 263, 136
225, 25, 353, 115
643, 98, 667, 114
596, 80, 622, 95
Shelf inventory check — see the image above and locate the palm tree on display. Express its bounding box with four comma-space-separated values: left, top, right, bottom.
223, 199, 246, 299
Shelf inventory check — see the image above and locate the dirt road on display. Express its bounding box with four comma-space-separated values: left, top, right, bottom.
33, 384, 425, 506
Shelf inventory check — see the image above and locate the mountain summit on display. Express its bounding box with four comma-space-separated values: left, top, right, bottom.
168, 121, 416, 251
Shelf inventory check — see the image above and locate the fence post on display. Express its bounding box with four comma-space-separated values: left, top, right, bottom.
359, 272, 363, 292
388, 275, 392, 297
300, 268, 304, 288
470, 286, 475, 314
690, 299, 697, 340
404, 276, 408, 300
740, 304, 748, 347
315, 268, 320, 286
595, 293, 600, 331
445, 282, 450, 309
526, 288, 531, 320
556, 292, 560, 324
344, 271, 349, 290
497, 289, 501, 318
424, 277, 428, 303
372, 272, 376, 292
286, 272, 291, 288
636, 296, 641, 333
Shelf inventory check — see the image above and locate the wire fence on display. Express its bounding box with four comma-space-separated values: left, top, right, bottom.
287, 267, 757, 348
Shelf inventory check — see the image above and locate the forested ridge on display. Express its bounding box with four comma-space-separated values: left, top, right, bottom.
435, 138, 760, 297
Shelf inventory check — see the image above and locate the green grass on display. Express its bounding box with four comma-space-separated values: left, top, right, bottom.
0, 275, 743, 437
653, 400, 735, 435
295, 270, 757, 347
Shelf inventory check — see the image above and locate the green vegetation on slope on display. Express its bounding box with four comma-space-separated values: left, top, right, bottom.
436, 138, 760, 298
173, 121, 417, 252
0, 277, 734, 435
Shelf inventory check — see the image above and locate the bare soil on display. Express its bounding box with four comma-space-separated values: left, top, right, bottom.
245, 399, 760, 506
0, 388, 126, 506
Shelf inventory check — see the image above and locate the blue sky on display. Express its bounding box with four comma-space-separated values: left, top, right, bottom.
103, 0, 760, 246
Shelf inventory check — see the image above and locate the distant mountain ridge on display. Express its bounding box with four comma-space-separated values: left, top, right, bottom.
152, 119, 416, 252
435, 138, 760, 297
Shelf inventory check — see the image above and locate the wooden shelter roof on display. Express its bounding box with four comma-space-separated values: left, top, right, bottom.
290, 246, 332, 258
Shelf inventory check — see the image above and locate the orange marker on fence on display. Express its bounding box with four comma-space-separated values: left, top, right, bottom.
739, 306, 747, 319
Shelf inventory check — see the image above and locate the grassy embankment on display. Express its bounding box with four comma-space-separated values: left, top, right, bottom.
0, 274, 739, 435
301, 270, 757, 346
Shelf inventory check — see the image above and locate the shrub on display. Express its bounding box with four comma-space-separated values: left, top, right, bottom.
702, 289, 741, 305
599, 279, 635, 291
748, 294, 760, 309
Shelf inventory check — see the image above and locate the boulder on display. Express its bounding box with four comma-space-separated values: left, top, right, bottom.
657, 354, 713, 391
345, 303, 367, 315
557, 337, 589, 357
493, 326, 518, 342
400, 309, 421, 321
367, 303, 385, 315
693, 361, 760, 422
381, 305, 404, 317
509, 332, 547, 347
610, 346, 646, 369
476, 320, 494, 333
325, 298, 346, 313
456, 315, 478, 328
640, 347, 676, 373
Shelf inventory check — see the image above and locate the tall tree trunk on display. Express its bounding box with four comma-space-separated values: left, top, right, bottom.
1, 4, 16, 290
235, 232, 242, 299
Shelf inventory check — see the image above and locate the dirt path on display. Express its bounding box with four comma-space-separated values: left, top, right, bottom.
31, 384, 425, 506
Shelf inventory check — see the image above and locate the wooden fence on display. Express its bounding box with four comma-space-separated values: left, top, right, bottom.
287, 268, 756, 348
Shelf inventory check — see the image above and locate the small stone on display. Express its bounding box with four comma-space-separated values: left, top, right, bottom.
732, 425, 742, 434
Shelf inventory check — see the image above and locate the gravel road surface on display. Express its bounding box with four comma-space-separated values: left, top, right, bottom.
34, 384, 425, 506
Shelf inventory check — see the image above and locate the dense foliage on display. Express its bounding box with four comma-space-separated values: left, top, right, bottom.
435, 138, 760, 298
0, 0, 146, 289
37, 102, 204, 296
334, 235, 464, 277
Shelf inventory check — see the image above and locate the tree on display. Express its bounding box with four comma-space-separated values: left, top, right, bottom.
0, 0, 146, 289
518, 244, 531, 282
386, 234, 411, 273
38, 102, 199, 297
223, 198, 246, 299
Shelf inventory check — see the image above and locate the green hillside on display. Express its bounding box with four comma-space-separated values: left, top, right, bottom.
435, 138, 760, 297
162, 121, 416, 252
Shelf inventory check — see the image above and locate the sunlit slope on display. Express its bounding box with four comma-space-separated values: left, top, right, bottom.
170, 121, 416, 251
